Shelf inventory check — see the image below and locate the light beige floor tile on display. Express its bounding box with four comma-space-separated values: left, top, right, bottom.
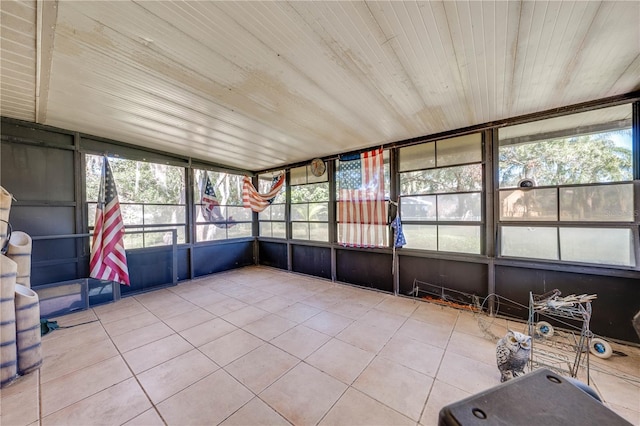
395, 317, 453, 349
199, 329, 265, 366
336, 321, 395, 353
203, 298, 249, 316
135, 289, 184, 310
231, 289, 275, 304
111, 322, 175, 353
253, 295, 295, 313
379, 335, 444, 377
41, 377, 151, 426
41, 321, 109, 355
41, 355, 131, 416
93, 299, 149, 324
320, 387, 415, 426
375, 296, 420, 317
162, 307, 216, 332
102, 311, 159, 337
137, 349, 219, 404
446, 330, 497, 367
299, 290, 342, 310
179, 317, 237, 347
303, 311, 354, 336
357, 308, 407, 333
244, 313, 297, 341
327, 301, 371, 320
420, 379, 472, 426
122, 408, 166, 426
49, 309, 98, 325
605, 402, 640, 425
225, 343, 299, 393
40, 338, 119, 384
275, 302, 322, 323
271, 324, 331, 359
0, 372, 39, 426
123, 333, 193, 374
145, 299, 197, 320
222, 305, 270, 327
306, 338, 375, 385
353, 356, 432, 422
157, 369, 253, 426
260, 363, 347, 426
183, 289, 230, 307
221, 397, 290, 426
454, 310, 509, 340
436, 352, 499, 395
591, 369, 640, 411
410, 302, 459, 327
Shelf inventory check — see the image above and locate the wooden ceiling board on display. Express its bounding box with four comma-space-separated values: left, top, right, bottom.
1, 1, 638, 171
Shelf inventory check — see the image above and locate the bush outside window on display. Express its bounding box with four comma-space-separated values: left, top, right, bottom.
86, 154, 186, 248
497, 104, 635, 267
290, 165, 329, 242
194, 169, 252, 242
399, 133, 483, 254
258, 171, 287, 238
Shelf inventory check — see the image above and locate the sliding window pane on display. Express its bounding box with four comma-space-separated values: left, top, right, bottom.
400, 164, 482, 195
560, 227, 635, 266
292, 222, 309, 240
499, 188, 557, 221
400, 196, 436, 221
438, 225, 481, 254
437, 133, 482, 167
560, 184, 634, 222
399, 143, 435, 172
402, 224, 437, 250
227, 223, 252, 239
291, 204, 307, 221
501, 226, 558, 260
310, 223, 329, 242
438, 193, 481, 221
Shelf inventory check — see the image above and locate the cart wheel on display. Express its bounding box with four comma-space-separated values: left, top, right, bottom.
535, 321, 554, 338
590, 338, 612, 359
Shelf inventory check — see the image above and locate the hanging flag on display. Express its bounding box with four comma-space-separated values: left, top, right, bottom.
201, 175, 236, 228
391, 213, 406, 248
337, 148, 388, 247
89, 157, 130, 286
242, 174, 284, 213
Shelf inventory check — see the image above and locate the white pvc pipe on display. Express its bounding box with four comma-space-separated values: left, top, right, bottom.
7, 232, 32, 288
0, 186, 11, 242
14, 284, 42, 374
0, 255, 18, 387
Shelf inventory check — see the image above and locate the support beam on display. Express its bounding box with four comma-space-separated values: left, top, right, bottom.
36, 0, 58, 123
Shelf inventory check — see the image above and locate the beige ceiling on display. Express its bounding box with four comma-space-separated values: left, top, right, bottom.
1, 1, 639, 171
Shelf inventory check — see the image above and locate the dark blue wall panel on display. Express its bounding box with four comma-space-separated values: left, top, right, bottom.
193, 241, 254, 277
399, 256, 487, 298
292, 244, 331, 279
259, 241, 288, 270
336, 249, 393, 292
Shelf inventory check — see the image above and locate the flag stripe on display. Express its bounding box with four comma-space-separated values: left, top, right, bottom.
89, 157, 130, 286
242, 175, 285, 212
337, 148, 387, 247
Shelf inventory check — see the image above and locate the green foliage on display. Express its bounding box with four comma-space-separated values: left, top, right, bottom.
499, 131, 632, 187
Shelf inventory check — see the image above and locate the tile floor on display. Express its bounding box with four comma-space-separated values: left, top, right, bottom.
1, 266, 638, 425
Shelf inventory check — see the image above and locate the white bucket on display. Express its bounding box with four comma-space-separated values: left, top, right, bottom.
14, 284, 42, 374
7, 232, 32, 288
0, 255, 18, 387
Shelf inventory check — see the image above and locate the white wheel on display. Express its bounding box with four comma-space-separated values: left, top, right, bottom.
590, 338, 613, 359
535, 321, 554, 338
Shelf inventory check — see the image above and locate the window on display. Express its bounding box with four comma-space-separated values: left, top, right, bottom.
194, 169, 252, 242
290, 164, 329, 242
86, 155, 186, 248
399, 133, 483, 254
258, 171, 287, 238
498, 104, 636, 267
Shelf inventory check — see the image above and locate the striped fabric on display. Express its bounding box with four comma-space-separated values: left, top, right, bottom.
337, 148, 388, 247
89, 157, 130, 286
242, 175, 285, 213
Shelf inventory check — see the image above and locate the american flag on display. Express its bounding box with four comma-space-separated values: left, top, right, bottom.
337, 148, 388, 247
201, 175, 226, 223
89, 157, 130, 286
242, 174, 284, 213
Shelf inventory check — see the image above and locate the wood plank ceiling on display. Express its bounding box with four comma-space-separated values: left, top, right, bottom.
1, 1, 639, 171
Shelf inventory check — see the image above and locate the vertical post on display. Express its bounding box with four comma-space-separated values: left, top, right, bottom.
485, 128, 498, 314
328, 160, 337, 282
